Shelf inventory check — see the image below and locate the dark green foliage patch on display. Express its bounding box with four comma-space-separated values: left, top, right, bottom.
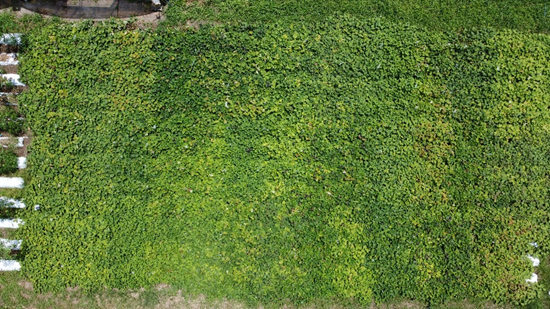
0, 106, 25, 135
0, 148, 18, 174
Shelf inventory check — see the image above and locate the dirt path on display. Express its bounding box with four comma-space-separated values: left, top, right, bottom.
1, 7, 164, 23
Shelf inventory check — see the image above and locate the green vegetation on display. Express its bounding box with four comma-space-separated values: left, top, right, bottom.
165, 0, 550, 33
0, 12, 18, 33
0, 105, 24, 135
16, 15, 550, 306
0, 148, 18, 174
0, 75, 14, 92
0, 246, 13, 261
0, 11, 57, 34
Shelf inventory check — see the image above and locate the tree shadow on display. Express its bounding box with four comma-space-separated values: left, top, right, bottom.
2, 0, 154, 18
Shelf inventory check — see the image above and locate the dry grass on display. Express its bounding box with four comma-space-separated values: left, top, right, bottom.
186, 0, 207, 7
184, 19, 221, 30
0, 274, 519, 309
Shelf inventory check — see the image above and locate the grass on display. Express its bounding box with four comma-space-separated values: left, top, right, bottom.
0, 11, 59, 34
0, 94, 19, 106
0, 272, 178, 309
530, 255, 550, 309
164, 0, 550, 33
0, 207, 17, 219
0, 186, 25, 200
0, 271, 521, 309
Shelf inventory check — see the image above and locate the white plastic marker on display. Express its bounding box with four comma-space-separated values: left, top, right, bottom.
0, 53, 18, 66
0, 34, 21, 45
0, 74, 24, 86
0, 177, 23, 188
0, 218, 23, 229
0, 197, 25, 208
527, 255, 540, 267
17, 157, 26, 169
526, 273, 538, 284
0, 92, 20, 99
0, 137, 26, 148
0, 239, 21, 250
0, 260, 20, 271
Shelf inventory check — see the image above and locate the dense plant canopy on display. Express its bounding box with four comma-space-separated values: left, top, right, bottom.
17, 17, 550, 305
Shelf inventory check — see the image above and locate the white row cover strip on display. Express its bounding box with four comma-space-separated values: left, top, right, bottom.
0, 34, 21, 45
0, 74, 24, 86
0, 177, 24, 188
0, 136, 27, 148
0, 260, 20, 271
525, 243, 540, 283
527, 254, 540, 267
0, 92, 19, 98
0, 197, 25, 208
0, 53, 18, 66
0, 238, 21, 250
0, 219, 23, 229
18, 157, 26, 169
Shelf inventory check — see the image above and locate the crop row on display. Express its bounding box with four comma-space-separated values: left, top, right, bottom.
17, 18, 550, 305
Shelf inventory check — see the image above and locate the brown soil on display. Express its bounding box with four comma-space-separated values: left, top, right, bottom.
0, 46, 19, 54
185, 19, 222, 30
186, 0, 206, 7
1, 65, 17, 74
15, 133, 29, 157
0, 229, 11, 238
0, 86, 25, 94
0, 54, 12, 62
17, 280, 33, 291
0, 95, 18, 107
0, 132, 29, 157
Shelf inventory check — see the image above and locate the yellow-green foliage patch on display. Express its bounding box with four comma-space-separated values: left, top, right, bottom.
17, 17, 550, 306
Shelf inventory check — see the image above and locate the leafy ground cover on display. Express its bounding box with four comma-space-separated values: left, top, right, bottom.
0, 148, 18, 174
0, 105, 25, 135
15, 15, 550, 307
165, 0, 550, 33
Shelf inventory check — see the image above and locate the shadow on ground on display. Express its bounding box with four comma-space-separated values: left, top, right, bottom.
0, 0, 154, 18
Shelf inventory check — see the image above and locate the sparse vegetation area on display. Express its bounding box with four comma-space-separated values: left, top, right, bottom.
0, 105, 24, 135
0, 148, 18, 174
